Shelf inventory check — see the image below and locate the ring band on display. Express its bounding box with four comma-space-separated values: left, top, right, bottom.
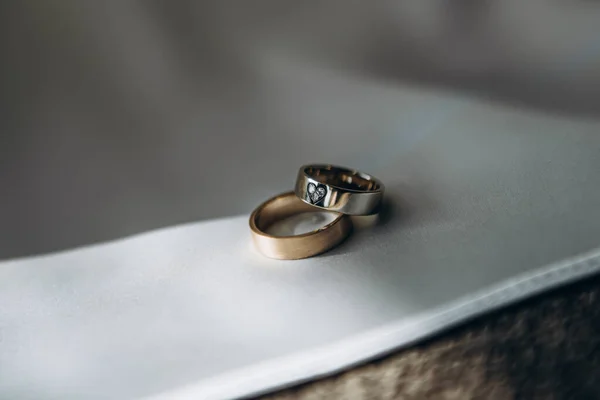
249, 191, 352, 260
294, 164, 384, 215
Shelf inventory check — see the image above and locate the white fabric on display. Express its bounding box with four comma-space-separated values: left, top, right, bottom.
2, 83, 600, 398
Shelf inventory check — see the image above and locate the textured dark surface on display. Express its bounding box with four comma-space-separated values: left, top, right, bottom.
260, 274, 600, 400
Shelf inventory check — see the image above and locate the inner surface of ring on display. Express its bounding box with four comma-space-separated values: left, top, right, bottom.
305, 166, 380, 191
256, 194, 338, 234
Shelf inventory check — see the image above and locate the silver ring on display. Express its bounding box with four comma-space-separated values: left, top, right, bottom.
294, 164, 384, 215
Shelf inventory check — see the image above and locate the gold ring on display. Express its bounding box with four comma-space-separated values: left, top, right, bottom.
249, 191, 352, 260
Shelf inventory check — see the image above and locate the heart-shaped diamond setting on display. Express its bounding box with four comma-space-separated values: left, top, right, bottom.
307, 182, 327, 205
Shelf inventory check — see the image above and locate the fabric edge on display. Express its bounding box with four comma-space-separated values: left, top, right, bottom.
144, 246, 600, 400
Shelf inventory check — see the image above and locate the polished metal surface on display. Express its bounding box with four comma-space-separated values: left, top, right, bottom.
295, 164, 384, 215
249, 192, 352, 260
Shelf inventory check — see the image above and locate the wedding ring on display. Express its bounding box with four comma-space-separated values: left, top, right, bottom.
249, 191, 352, 260
294, 164, 384, 215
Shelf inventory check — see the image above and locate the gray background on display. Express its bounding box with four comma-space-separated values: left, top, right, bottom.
1, 1, 600, 258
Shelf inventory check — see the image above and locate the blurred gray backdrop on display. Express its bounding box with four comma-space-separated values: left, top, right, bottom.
1, 1, 599, 258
